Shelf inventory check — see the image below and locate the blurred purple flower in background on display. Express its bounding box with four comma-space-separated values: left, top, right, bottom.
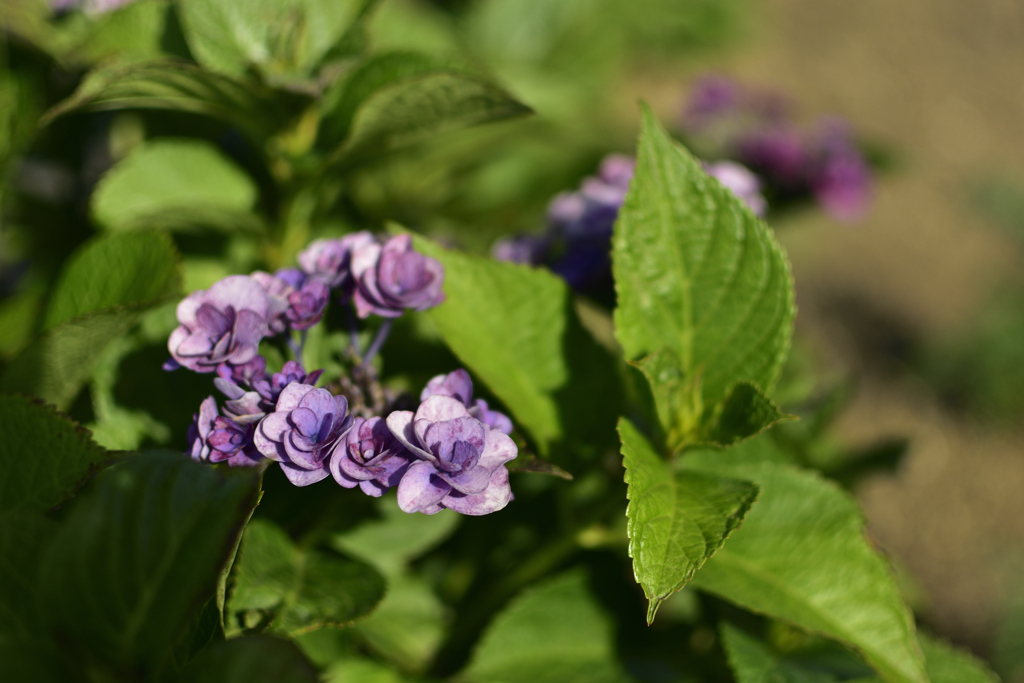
351, 234, 445, 318
254, 384, 354, 486
330, 416, 412, 497
386, 395, 517, 515
167, 275, 270, 373
703, 161, 768, 217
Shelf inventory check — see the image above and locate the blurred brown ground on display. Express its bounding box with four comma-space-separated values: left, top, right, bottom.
629, 0, 1024, 660
738, 0, 1024, 657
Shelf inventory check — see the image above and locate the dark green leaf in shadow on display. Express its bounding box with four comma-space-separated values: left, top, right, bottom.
38, 451, 261, 673
228, 518, 385, 636
460, 570, 629, 683
0, 514, 55, 639
620, 418, 758, 623
0, 395, 108, 514
175, 635, 318, 683
720, 623, 838, 683
44, 231, 182, 330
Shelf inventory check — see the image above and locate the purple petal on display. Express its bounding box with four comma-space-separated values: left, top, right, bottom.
415, 395, 471, 425
396, 460, 452, 513
289, 407, 320, 438
420, 369, 474, 404
207, 274, 270, 319
422, 417, 486, 462
281, 463, 330, 487
442, 466, 512, 516
359, 480, 388, 497
439, 465, 491, 495
386, 410, 432, 460
478, 428, 519, 471
276, 383, 316, 411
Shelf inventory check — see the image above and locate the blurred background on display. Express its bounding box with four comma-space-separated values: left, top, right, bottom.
4, 0, 1024, 678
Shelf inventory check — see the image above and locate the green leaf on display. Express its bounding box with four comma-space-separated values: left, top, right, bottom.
2, 307, 144, 409
920, 634, 998, 683
227, 518, 385, 636
332, 494, 460, 575
38, 451, 261, 673
44, 231, 182, 329
330, 64, 531, 167
324, 656, 414, 683
2, 232, 182, 408
620, 418, 758, 624
0, 514, 55, 639
57, 0, 170, 67
178, 0, 367, 82
0, 395, 108, 514
91, 140, 257, 232
613, 105, 795, 441
720, 623, 838, 683
413, 236, 567, 450
41, 59, 305, 142
354, 572, 447, 672
683, 455, 928, 683
461, 570, 628, 683
175, 635, 319, 683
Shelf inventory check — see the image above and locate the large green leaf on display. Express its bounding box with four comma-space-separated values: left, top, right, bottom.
683, 454, 927, 683
620, 418, 758, 623
41, 59, 304, 142
175, 635, 319, 683
38, 451, 261, 673
413, 236, 567, 449
178, 0, 367, 82
460, 571, 628, 683
329, 62, 531, 167
44, 232, 181, 329
0, 514, 54, 639
2, 232, 181, 408
720, 623, 838, 683
227, 518, 385, 636
613, 106, 794, 444
91, 140, 257, 231
0, 395, 108, 514
354, 572, 447, 672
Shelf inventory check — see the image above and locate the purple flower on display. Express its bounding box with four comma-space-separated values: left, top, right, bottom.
703, 161, 767, 217
254, 384, 353, 486
208, 417, 263, 467
186, 396, 263, 467
252, 360, 323, 408
285, 278, 330, 330
806, 118, 872, 222
217, 356, 268, 388
251, 270, 301, 335
420, 369, 513, 435
491, 234, 549, 266
351, 234, 445, 318
187, 396, 218, 462
298, 232, 377, 293
385, 395, 517, 515
681, 75, 742, 130
734, 126, 806, 187
329, 417, 412, 497
168, 275, 270, 373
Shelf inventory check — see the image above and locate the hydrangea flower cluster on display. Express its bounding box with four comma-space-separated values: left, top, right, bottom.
680, 74, 874, 222
172, 233, 516, 516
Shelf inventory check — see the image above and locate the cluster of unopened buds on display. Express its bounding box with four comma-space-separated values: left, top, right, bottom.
167, 232, 518, 516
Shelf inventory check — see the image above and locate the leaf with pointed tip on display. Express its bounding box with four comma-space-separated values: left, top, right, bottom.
620, 418, 758, 624
0, 395, 109, 514
684, 454, 928, 683
613, 105, 794, 442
